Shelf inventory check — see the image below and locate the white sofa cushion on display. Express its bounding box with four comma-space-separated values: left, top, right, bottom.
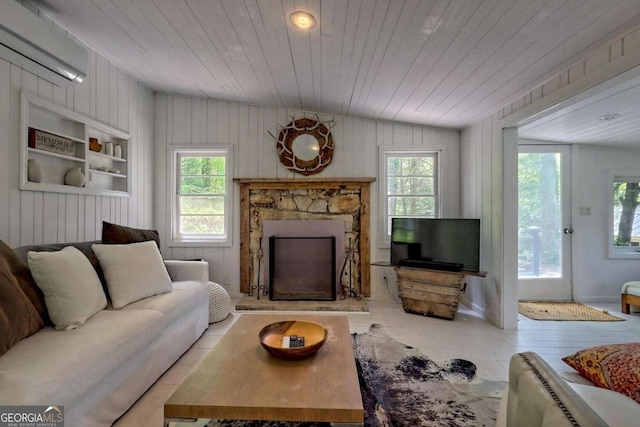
0, 308, 163, 409
121, 281, 209, 326
93, 241, 173, 309
28, 246, 107, 330
570, 383, 640, 427
622, 281, 640, 296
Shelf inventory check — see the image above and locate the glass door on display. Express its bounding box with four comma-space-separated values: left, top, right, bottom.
518, 145, 572, 300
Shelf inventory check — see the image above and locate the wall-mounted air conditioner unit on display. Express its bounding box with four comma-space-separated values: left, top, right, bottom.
0, 1, 88, 85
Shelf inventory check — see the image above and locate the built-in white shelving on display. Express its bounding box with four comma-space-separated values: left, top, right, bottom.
20, 91, 131, 197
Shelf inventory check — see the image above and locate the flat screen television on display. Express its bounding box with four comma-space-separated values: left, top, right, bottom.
390, 218, 480, 272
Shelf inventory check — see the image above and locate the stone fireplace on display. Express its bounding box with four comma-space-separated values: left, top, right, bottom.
235, 178, 375, 298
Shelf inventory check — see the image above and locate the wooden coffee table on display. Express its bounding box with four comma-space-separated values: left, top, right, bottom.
164, 314, 364, 426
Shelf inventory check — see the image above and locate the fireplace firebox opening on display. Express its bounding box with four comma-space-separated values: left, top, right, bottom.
269, 236, 336, 301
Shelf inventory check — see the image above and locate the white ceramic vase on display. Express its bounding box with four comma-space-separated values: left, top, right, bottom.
27, 159, 43, 183
64, 167, 85, 187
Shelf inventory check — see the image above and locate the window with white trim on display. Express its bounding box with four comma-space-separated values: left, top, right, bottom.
610, 172, 640, 258
168, 146, 233, 246
380, 150, 439, 244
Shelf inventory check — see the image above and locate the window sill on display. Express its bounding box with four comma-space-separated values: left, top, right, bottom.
608, 249, 640, 259
168, 240, 232, 248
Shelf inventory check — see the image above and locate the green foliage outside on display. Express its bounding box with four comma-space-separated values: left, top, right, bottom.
181, 197, 224, 215
518, 153, 561, 269
181, 216, 224, 235
387, 156, 435, 218
180, 156, 225, 194
181, 156, 225, 175
179, 156, 226, 235
181, 177, 225, 194
613, 181, 640, 246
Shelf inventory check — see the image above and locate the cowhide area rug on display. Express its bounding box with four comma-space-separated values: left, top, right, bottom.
198, 324, 506, 427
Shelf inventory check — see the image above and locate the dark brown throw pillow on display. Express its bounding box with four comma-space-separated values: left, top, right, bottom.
0, 240, 45, 356
102, 221, 160, 248
0, 240, 49, 325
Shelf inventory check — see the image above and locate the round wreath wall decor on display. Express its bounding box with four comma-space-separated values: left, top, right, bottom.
269, 115, 336, 176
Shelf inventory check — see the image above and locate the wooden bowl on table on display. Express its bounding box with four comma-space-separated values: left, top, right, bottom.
259, 320, 328, 360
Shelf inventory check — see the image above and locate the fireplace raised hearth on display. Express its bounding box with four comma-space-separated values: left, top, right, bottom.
269, 236, 336, 301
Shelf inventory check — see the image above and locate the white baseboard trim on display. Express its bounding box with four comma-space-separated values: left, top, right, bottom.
462, 298, 500, 327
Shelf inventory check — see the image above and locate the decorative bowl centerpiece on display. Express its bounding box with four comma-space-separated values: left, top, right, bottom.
258, 320, 328, 360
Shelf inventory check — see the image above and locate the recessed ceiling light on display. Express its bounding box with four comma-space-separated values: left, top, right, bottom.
599, 113, 621, 121
289, 11, 317, 29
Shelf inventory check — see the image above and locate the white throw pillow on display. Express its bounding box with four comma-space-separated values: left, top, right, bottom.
28, 246, 107, 331
92, 241, 173, 309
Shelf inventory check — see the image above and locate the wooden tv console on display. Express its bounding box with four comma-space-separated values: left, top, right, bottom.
373, 263, 486, 320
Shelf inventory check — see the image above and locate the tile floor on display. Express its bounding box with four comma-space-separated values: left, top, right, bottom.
114, 290, 640, 426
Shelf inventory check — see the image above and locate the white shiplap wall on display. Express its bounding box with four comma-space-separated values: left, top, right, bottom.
0, 52, 155, 248
154, 94, 460, 296
461, 25, 640, 329
460, 114, 511, 328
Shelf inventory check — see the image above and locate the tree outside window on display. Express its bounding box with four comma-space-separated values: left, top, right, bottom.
169, 147, 232, 246
613, 178, 640, 248
518, 152, 561, 277
178, 155, 226, 236
383, 152, 438, 239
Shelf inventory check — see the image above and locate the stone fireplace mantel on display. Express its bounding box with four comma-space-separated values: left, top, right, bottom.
234, 177, 375, 297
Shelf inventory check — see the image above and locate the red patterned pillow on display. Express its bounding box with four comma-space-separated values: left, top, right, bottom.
563, 343, 640, 403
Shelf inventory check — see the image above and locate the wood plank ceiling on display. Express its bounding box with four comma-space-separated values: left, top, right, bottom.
29, 0, 640, 128
519, 68, 640, 148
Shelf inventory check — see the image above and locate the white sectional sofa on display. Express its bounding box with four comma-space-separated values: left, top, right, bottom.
0, 241, 209, 427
